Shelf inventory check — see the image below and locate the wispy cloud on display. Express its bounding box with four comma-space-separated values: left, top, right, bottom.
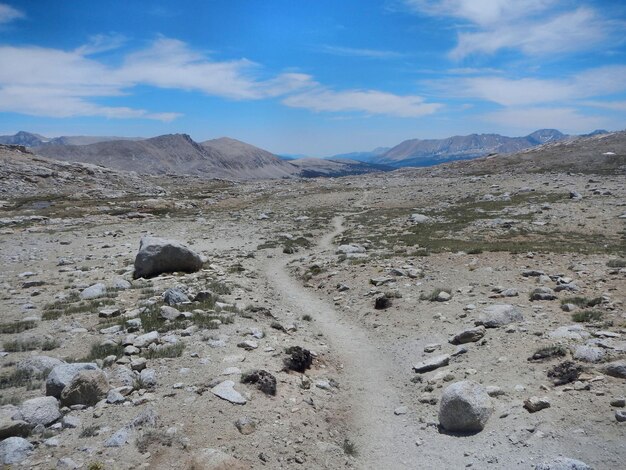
0, 3, 23, 24
404, 0, 614, 59
482, 107, 609, 134
434, 66, 626, 106
74, 33, 128, 55
582, 100, 626, 112
319, 45, 404, 59
0, 36, 442, 121
0, 38, 315, 120
283, 88, 442, 117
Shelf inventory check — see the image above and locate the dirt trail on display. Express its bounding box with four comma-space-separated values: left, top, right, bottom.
263, 211, 420, 468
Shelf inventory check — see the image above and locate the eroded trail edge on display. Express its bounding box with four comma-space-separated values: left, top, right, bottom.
263, 215, 417, 468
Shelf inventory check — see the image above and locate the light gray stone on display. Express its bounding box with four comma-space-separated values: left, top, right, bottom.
438, 381, 492, 432
17, 396, 61, 426
16, 355, 64, 375
413, 354, 451, 373
477, 304, 523, 328
449, 326, 486, 345
0, 437, 33, 465
573, 345, 606, 363
133, 331, 159, 348
535, 457, 591, 469
80, 283, 107, 300
211, 380, 247, 405
162, 287, 190, 305
46, 363, 99, 398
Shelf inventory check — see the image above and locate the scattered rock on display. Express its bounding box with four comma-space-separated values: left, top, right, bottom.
476, 304, 523, 328
530, 287, 557, 301
535, 457, 591, 469
0, 436, 33, 465
188, 448, 248, 470
17, 396, 61, 426
524, 396, 551, 413
162, 287, 190, 305
413, 354, 451, 373
80, 283, 106, 300
133, 236, 204, 279
438, 381, 492, 432
60, 369, 109, 407
235, 417, 256, 435
211, 380, 247, 405
449, 326, 486, 345
572, 345, 606, 363
374, 295, 392, 309
604, 360, 626, 379
46, 363, 99, 398
16, 355, 63, 375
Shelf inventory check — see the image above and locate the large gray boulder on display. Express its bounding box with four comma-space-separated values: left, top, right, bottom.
16, 396, 61, 426
16, 356, 64, 375
46, 363, 99, 398
535, 457, 592, 469
133, 236, 203, 279
439, 381, 492, 432
60, 369, 109, 406
0, 437, 33, 465
604, 360, 626, 379
476, 304, 523, 328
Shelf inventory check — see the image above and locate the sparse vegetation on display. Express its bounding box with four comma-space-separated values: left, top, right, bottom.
142, 343, 185, 359
302, 314, 313, 321
0, 320, 36, 334
528, 344, 567, 361
606, 259, 626, 268
561, 296, 603, 308
79, 425, 100, 438
136, 429, 179, 454
0, 369, 45, 390
420, 288, 451, 301
342, 438, 358, 456
82, 342, 125, 361
572, 309, 604, 323
547, 361, 583, 385
3, 336, 59, 352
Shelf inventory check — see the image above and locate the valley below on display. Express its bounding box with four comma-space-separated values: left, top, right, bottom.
0, 144, 625, 469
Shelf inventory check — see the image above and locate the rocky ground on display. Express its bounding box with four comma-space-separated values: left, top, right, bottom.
0, 163, 624, 469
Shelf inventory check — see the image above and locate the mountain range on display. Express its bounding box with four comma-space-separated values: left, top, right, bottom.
0, 128, 612, 180
31, 133, 389, 180
329, 129, 589, 167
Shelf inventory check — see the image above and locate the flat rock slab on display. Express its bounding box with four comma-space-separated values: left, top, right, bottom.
476, 304, 523, 328
413, 354, 450, 373
211, 380, 247, 405
450, 326, 486, 345
535, 457, 591, 469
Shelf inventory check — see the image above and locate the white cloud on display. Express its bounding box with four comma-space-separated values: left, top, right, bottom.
283, 88, 442, 117
118, 38, 315, 100
0, 36, 441, 121
405, 0, 553, 26
451, 7, 607, 59
582, 100, 626, 112
319, 45, 404, 59
0, 3, 23, 24
0, 38, 316, 120
404, 1, 613, 59
482, 107, 609, 134
437, 65, 626, 106
74, 33, 128, 55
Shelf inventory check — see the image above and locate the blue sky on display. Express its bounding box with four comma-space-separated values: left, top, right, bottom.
0, 0, 625, 155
